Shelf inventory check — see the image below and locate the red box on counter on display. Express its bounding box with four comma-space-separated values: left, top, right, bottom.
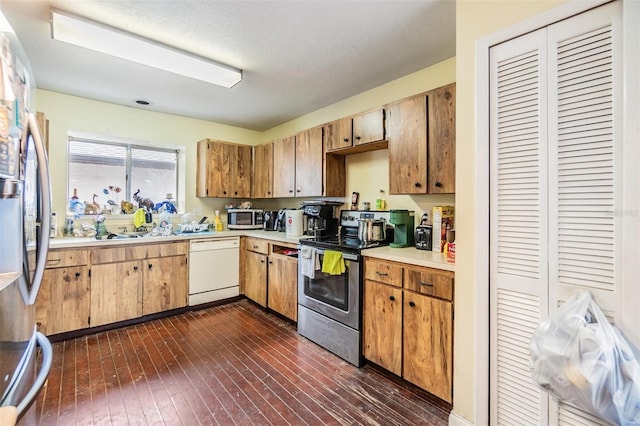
447, 242, 456, 263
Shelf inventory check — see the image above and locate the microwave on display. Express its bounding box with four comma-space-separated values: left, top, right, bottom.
227, 209, 264, 229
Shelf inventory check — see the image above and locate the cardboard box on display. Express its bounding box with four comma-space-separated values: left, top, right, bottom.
432, 206, 454, 253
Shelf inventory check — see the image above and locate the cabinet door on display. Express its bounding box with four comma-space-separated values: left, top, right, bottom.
363, 280, 402, 375
232, 144, 252, 198
295, 126, 323, 197
267, 255, 298, 321
196, 140, 209, 197
36, 266, 90, 335
272, 136, 296, 197
427, 84, 456, 194
142, 255, 188, 315
325, 117, 352, 151
90, 261, 143, 326
212, 142, 232, 197
243, 250, 267, 306
388, 96, 427, 194
403, 292, 453, 403
353, 108, 385, 146
252, 142, 273, 198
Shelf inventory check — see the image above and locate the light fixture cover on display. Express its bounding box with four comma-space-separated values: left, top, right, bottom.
50, 9, 242, 88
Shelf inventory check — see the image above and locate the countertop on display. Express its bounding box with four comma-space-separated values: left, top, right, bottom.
49, 231, 454, 271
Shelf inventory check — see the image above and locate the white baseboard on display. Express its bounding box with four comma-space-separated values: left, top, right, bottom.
449, 412, 475, 426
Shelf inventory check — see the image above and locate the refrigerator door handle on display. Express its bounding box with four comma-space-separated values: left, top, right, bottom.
16, 332, 52, 417
23, 113, 51, 305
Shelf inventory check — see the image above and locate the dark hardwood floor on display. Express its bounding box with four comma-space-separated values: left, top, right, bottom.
31, 299, 451, 425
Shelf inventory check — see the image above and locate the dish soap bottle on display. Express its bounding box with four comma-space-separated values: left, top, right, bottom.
375, 190, 386, 210
214, 210, 223, 231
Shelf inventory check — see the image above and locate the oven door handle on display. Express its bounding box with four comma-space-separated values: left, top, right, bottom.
314, 248, 359, 262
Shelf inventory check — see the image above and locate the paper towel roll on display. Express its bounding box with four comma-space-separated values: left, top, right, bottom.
286, 210, 304, 237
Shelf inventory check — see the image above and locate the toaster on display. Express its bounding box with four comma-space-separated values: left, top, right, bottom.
414, 213, 432, 250
415, 225, 432, 250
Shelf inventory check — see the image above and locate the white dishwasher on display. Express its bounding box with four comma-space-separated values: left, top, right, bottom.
189, 237, 240, 305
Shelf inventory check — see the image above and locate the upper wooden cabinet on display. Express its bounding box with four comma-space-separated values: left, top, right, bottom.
252, 142, 273, 198
196, 139, 252, 198
295, 126, 323, 197
272, 135, 296, 198
388, 83, 456, 195
325, 108, 386, 154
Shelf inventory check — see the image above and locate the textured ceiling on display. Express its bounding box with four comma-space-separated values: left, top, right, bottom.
2, 0, 456, 131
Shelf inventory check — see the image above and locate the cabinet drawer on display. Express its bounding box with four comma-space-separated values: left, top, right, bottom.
404, 266, 454, 301
364, 258, 403, 287
91, 245, 148, 264
46, 249, 88, 268
245, 237, 269, 254
146, 241, 188, 258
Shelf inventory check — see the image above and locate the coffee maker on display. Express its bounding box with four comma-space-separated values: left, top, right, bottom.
389, 209, 415, 248
302, 201, 340, 238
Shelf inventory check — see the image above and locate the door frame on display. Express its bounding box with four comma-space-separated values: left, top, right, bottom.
472, 0, 639, 424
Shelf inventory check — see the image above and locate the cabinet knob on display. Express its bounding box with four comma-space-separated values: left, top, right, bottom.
389, 295, 395, 301
253, 245, 259, 249
223, 190, 227, 195
133, 266, 138, 271
355, 136, 361, 140
269, 261, 273, 265
297, 189, 301, 192
435, 181, 443, 187
343, 137, 349, 142
414, 182, 422, 188
234, 191, 238, 195
75, 272, 81, 278
289, 189, 294, 193
148, 263, 153, 270
260, 260, 265, 264
409, 301, 416, 307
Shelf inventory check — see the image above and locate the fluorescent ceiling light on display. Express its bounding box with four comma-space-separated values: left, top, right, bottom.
50, 9, 242, 88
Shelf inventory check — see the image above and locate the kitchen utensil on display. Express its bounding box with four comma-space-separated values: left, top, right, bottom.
357, 218, 387, 244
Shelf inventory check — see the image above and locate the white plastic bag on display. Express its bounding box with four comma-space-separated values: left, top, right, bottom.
530, 291, 640, 425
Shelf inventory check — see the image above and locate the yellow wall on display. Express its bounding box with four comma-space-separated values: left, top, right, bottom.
454, 0, 567, 423
37, 90, 262, 216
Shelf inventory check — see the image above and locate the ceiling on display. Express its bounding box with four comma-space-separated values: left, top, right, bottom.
2, 1, 456, 131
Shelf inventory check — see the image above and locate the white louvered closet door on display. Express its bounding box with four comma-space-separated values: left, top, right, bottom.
490, 2, 622, 425
490, 27, 549, 426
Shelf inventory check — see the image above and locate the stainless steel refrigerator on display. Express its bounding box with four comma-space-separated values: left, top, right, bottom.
0, 9, 53, 423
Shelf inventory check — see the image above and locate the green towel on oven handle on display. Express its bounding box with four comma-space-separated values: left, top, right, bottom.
321, 250, 346, 275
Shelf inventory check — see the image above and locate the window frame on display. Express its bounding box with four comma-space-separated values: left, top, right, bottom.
66, 132, 186, 214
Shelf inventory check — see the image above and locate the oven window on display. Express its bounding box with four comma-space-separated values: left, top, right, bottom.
303, 256, 349, 310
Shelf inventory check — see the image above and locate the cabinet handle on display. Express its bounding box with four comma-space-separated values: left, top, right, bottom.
389, 295, 395, 301
223, 190, 227, 195
47, 258, 61, 265
355, 135, 361, 140
409, 301, 416, 307
234, 191, 238, 195
75, 272, 81, 278
253, 245, 259, 249
343, 137, 349, 142
435, 181, 443, 187
376, 271, 389, 277
289, 189, 294, 193
260, 260, 265, 264
148, 263, 153, 270
414, 182, 422, 188
420, 281, 434, 287
269, 261, 273, 265
133, 266, 138, 271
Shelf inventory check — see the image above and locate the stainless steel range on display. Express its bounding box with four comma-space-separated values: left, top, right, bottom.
297, 210, 392, 366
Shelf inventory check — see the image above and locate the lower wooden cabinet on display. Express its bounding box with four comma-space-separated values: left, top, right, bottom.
363, 280, 402, 375
242, 237, 298, 321
91, 242, 188, 322
36, 249, 91, 335
142, 254, 188, 315
37, 242, 188, 335
267, 254, 298, 321
91, 261, 142, 327
363, 257, 454, 403
243, 238, 269, 307
402, 291, 453, 402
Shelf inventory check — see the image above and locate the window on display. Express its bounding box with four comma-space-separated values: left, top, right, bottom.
68, 135, 182, 214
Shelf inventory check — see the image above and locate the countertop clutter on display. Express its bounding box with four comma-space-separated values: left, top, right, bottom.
50, 230, 454, 271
